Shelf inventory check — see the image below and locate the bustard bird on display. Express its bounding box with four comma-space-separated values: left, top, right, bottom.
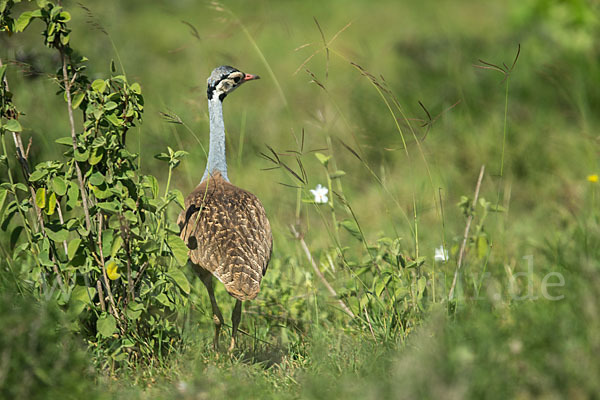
177, 65, 273, 351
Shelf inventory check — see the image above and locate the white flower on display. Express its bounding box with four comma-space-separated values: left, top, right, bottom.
434, 245, 449, 262
310, 184, 328, 204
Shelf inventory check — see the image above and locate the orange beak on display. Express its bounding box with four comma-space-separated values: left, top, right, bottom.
243, 73, 260, 81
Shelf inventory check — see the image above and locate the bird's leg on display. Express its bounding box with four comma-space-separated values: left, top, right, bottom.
229, 299, 242, 352
199, 269, 224, 350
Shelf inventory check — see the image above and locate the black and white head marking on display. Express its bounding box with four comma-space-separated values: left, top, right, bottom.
206, 65, 259, 101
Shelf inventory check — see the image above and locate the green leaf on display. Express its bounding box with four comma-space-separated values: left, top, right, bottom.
74, 149, 89, 162
67, 238, 81, 260
1, 203, 17, 231
52, 176, 67, 196
154, 152, 170, 162
38, 249, 54, 267
15, 11, 35, 32
71, 285, 96, 304
89, 172, 105, 186
477, 236, 489, 259
106, 113, 122, 126
97, 200, 119, 213
167, 189, 185, 209
417, 276, 427, 295
55, 136, 73, 146
96, 313, 117, 338
359, 294, 369, 311
29, 169, 46, 182
45, 191, 56, 216
66, 182, 79, 210
314, 152, 331, 166
339, 219, 362, 241
13, 183, 27, 193
45, 224, 68, 242
58, 11, 71, 22
167, 234, 189, 266
0, 188, 7, 216
69, 285, 96, 316
167, 267, 190, 294
375, 274, 392, 297
155, 293, 171, 307
126, 302, 143, 320
101, 229, 114, 258
92, 186, 113, 200
124, 198, 136, 210
143, 175, 159, 199
89, 148, 104, 165
110, 235, 122, 258
165, 221, 181, 234
174, 150, 188, 159
405, 256, 426, 269
9, 225, 23, 249
175, 190, 185, 209
12, 242, 29, 259
104, 101, 118, 111
72, 92, 85, 109
130, 82, 141, 94
123, 210, 136, 223
4, 119, 22, 132
141, 240, 160, 254
91, 79, 107, 93
329, 170, 346, 179
35, 187, 46, 209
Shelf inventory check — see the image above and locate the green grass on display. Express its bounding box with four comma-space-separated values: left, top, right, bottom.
1, 0, 600, 398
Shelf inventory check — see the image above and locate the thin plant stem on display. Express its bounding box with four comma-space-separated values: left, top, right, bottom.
55, 202, 69, 255
500, 79, 509, 178
295, 187, 301, 223
324, 164, 340, 244
96, 280, 106, 312
96, 213, 122, 330
60, 49, 92, 231
164, 165, 173, 198
448, 165, 486, 300
290, 224, 355, 318
122, 222, 134, 306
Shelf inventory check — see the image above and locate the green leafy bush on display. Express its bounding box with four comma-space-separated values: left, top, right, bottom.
0, 1, 189, 368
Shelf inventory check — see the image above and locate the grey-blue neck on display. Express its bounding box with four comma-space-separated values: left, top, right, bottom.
202, 97, 229, 182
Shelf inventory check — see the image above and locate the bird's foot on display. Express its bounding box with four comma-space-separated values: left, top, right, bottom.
228, 337, 236, 353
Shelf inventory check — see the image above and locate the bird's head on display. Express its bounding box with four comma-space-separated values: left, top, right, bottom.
207, 65, 260, 102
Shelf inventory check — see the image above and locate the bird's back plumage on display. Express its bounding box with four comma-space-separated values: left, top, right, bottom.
177, 171, 272, 301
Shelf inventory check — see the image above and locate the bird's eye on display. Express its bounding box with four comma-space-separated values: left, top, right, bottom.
232, 75, 241, 83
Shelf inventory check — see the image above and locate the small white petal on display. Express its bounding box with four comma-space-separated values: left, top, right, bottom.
434, 246, 449, 262
311, 184, 329, 204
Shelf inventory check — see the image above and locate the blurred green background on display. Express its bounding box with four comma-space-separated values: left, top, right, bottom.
3, 0, 598, 244
1, 0, 600, 398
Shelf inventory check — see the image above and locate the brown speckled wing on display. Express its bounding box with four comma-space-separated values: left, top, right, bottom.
177, 172, 273, 300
